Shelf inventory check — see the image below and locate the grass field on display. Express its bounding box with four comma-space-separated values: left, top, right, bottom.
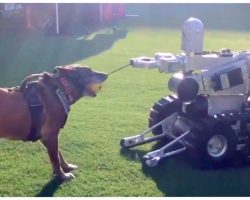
1, 25, 250, 196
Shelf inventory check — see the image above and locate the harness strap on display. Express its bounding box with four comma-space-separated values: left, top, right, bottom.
21, 75, 72, 142
55, 88, 70, 114
22, 81, 43, 142
59, 77, 74, 104
27, 104, 43, 142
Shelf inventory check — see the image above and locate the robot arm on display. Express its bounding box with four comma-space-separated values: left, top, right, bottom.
130, 56, 160, 69
130, 17, 205, 73
130, 53, 184, 73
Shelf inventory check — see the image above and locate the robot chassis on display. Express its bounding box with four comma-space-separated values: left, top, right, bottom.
120, 17, 250, 168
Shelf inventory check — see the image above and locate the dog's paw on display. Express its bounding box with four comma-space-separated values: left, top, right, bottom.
63, 163, 78, 172
60, 172, 75, 181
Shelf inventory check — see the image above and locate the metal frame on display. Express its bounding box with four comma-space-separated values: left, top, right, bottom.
144, 130, 190, 167
121, 115, 193, 167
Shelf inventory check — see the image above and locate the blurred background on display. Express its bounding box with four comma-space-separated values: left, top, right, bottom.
1, 3, 250, 33
0, 3, 250, 86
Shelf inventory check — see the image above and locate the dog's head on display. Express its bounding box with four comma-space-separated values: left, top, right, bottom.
53, 64, 107, 97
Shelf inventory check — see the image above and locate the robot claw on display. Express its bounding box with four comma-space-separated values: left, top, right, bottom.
120, 114, 194, 167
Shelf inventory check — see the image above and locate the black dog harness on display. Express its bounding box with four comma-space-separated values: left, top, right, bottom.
22, 82, 44, 142
22, 79, 70, 142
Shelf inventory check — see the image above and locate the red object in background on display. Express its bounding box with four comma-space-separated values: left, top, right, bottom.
24, 4, 126, 31
102, 3, 126, 24
102, 4, 113, 23
113, 4, 126, 19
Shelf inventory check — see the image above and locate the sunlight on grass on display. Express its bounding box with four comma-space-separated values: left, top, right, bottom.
0, 26, 250, 196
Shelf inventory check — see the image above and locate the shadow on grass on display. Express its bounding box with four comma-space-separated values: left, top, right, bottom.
36, 177, 64, 197
0, 27, 128, 86
120, 141, 250, 196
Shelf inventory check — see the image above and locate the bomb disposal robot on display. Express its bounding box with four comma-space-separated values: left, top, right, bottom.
120, 17, 250, 168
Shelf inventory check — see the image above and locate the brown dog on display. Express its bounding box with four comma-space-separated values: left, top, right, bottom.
0, 64, 107, 181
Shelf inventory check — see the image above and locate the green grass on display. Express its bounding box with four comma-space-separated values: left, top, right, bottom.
1, 26, 250, 196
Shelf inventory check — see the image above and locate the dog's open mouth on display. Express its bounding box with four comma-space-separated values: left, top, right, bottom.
87, 71, 107, 96
89, 83, 103, 96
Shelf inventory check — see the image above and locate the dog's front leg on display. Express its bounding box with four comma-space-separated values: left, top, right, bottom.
59, 151, 78, 172
41, 138, 75, 181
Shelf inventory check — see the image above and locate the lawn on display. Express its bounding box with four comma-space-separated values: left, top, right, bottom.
1, 25, 250, 196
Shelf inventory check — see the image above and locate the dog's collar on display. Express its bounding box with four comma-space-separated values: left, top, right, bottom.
55, 77, 75, 115
59, 77, 75, 104
55, 88, 70, 114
